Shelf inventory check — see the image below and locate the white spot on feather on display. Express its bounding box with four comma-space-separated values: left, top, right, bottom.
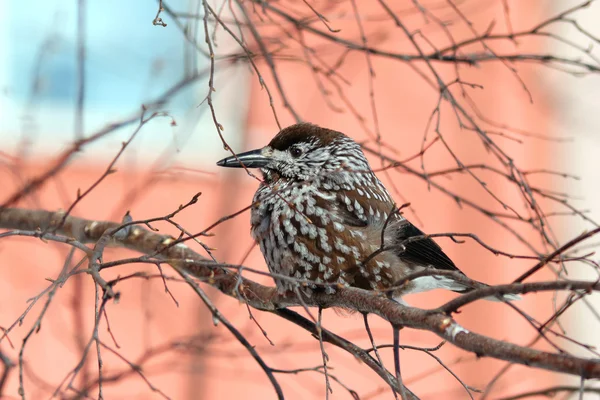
333, 222, 345, 232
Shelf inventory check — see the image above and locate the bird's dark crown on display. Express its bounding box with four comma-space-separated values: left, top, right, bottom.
268, 123, 348, 150
215, 123, 367, 183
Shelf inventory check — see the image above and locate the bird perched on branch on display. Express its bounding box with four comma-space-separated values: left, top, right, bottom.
218, 123, 517, 397
217, 123, 517, 303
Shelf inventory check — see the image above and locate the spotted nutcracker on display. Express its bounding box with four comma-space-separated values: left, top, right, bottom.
217, 123, 517, 304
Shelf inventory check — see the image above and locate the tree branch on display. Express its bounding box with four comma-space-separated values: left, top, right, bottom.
1, 207, 599, 380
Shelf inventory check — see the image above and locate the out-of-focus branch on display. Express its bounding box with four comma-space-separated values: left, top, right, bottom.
498, 385, 600, 400
0, 69, 209, 210
0, 350, 14, 397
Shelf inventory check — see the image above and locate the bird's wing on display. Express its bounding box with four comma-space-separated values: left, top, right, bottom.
331, 185, 461, 273
394, 219, 460, 272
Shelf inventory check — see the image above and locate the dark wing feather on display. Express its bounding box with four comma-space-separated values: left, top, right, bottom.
395, 220, 461, 272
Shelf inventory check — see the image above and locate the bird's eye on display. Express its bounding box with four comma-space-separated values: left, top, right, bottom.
290, 147, 303, 158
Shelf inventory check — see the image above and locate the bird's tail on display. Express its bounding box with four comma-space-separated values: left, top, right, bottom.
480, 292, 521, 302
399, 275, 521, 302
454, 284, 521, 302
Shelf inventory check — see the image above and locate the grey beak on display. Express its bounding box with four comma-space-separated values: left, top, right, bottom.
216, 148, 269, 168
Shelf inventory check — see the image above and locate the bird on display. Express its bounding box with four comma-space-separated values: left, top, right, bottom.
217, 123, 518, 398
217, 122, 517, 303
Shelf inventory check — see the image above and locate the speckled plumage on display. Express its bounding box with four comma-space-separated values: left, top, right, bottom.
242, 123, 468, 299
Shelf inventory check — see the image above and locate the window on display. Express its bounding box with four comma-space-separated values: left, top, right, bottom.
0, 0, 248, 166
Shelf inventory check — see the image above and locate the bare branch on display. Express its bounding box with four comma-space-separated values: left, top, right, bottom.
2, 208, 599, 381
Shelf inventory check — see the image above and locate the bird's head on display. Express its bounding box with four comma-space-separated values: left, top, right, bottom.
216, 123, 369, 183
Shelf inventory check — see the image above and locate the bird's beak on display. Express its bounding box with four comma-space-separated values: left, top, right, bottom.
216, 148, 269, 168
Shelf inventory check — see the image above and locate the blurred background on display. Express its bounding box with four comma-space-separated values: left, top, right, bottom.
1, 0, 600, 399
